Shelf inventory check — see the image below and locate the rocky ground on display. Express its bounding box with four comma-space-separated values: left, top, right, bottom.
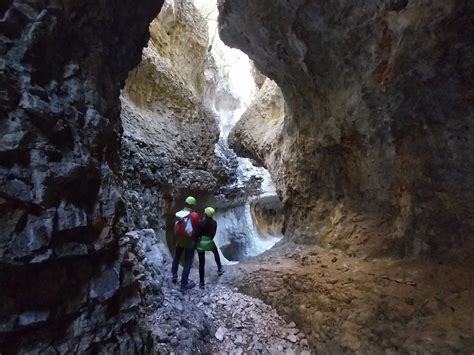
134, 229, 311, 354
192, 285, 311, 354
108, 226, 474, 354
147, 281, 312, 354
223, 244, 474, 354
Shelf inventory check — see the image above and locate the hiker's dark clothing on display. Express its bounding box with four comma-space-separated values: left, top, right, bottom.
196, 217, 222, 286
197, 217, 217, 239
172, 208, 199, 288
198, 245, 222, 285
172, 246, 195, 288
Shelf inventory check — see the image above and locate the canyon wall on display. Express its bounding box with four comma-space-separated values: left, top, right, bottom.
122, 1, 278, 237
220, 0, 474, 258
120, 1, 236, 236
229, 78, 285, 172
221, 2, 474, 351
0, 0, 163, 352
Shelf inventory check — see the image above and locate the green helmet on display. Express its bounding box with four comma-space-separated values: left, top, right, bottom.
185, 196, 196, 205
204, 207, 215, 218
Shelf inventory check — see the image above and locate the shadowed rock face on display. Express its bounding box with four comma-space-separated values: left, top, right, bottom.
219, 0, 474, 257
0, 0, 163, 352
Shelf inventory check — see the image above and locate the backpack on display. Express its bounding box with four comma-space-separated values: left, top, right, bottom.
174, 210, 194, 238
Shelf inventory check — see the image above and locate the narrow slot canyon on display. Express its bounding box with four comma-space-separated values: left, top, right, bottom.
1, 0, 473, 354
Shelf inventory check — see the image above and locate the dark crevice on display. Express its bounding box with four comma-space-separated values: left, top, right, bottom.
387, 0, 408, 12
0, 1, 13, 20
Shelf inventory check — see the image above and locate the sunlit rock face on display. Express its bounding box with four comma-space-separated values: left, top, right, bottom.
149, 0, 209, 98
0, 0, 162, 352
120, 1, 226, 233
219, 0, 474, 257
228, 78, 285, 171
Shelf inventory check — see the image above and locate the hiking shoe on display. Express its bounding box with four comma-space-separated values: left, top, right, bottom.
218, 268, 225, 276
180, 281, 196, 292
199, 283, 205, 290
171, 275, 178, 284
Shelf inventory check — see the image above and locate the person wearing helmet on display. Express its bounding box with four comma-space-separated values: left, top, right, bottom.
172, 196, 200, 291
195, 206, 224, 289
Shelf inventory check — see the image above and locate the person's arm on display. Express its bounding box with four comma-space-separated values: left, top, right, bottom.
210, 220, 217, 239
190, 212, 201, 239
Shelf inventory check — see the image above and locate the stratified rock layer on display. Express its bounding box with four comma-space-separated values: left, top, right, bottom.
220, 0, 474, 257
0, 0, 162, 352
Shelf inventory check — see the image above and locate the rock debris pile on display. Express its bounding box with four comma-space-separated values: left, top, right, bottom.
194, 285, 312, 354
147, 282, 312, 354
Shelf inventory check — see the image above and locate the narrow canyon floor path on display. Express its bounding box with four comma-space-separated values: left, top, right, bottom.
146, 270, 312, 354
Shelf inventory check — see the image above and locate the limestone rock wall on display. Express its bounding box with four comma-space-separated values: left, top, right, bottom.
228, 78, 285, 170
120, 1, 227, 234
219, 0, 474, 257
250, 61, 267, 89
0, 0, 163, 352
150, 0, 209, 98
250, 195, 285, 237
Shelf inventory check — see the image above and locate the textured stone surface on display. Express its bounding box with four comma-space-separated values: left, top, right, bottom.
250, 60, 267, 89
120, 48, 219, 231
194, 285, 312, 354
149, 0, 209, 98
120, 1, 239, 235
220, 0, 474, 257
224, 246, 474, 354
120, 1, 268, 237
130, 230, 312, 354
250, 195, 285, 237
229, 78, 284, 168
219, 1, 474, 352
0, 0, 163, 352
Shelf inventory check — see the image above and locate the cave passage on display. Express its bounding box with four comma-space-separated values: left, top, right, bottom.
204, 52, 283, 262
3, 0, 471, 352
163, 0, 285, 263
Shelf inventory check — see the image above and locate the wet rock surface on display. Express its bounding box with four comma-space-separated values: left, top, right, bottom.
251, 195, 285, 237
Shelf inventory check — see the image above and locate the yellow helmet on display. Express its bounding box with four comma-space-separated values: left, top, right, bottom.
185, 196, 196, 205
204, 207, 215, 218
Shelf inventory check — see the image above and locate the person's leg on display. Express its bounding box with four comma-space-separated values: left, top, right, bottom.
171, 246, 183, 283
180, 247, 195, 290
198, 251, 206, 287
212, 244, 224, 275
